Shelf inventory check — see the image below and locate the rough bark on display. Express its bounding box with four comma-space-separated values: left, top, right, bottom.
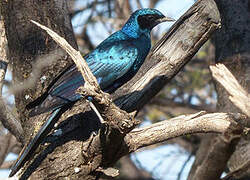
0, 0, 224, 179
0, 0, 77, 143
0, 0, 77, 179
0, 9, 23, 143
188, 0, 250, 179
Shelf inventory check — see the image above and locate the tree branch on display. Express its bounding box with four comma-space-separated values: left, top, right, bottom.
210, 63, 250, 117
222, 160, 250, 180
124, 112, 244, 152
0, 160, 15, 169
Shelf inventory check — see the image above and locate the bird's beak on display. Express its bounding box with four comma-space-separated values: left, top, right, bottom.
157, 16, 175, 23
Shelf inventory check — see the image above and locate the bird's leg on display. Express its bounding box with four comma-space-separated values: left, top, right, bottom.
80, 98, 108, 163
81, 131, 97, 163
87, 99, 105, 124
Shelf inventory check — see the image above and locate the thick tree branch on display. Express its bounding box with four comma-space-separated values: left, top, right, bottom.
222, 160, 250, 180
0, 99, 23, 143
188, 134, 241, 180
0, 13, 8, 95
210, 63, 250, 117
124, 112, 244, 152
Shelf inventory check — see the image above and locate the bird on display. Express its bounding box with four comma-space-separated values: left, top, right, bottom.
9, 8, 175, 177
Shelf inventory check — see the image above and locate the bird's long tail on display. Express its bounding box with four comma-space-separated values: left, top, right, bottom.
9, 108, 61, 177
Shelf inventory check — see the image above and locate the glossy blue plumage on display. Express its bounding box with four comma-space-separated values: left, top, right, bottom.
30, 11, 154, 115
10, 8, 173, 177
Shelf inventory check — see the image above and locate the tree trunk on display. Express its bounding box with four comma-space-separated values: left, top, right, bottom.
0, 0, 78, 179
0, 0, 77, 140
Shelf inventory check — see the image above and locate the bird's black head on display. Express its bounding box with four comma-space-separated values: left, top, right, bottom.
122, 8, 175, 38
138, 13, 167, 30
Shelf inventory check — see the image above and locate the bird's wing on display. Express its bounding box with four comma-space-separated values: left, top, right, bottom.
29, 40, 138, 116
49, 39, 138, 99
87, 40, 138, 88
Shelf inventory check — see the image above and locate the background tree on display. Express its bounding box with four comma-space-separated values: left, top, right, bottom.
0, 0, 249, 179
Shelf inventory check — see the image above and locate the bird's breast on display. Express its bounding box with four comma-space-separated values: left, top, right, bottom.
132, 35, 151, 70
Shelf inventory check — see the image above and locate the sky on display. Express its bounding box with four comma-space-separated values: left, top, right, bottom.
0, 0, 195, 179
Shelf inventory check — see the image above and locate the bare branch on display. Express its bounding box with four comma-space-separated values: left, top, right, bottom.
210, 63, 250, 117
0, 99, 23, 143
188, 133, 241, 180
125, 112, 244, 152
150, 97, 215, 113
0, 14, 8, 95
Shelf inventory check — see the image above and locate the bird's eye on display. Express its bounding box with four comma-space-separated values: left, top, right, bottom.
137, 14, 159, 29
147, 15, 155, 21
